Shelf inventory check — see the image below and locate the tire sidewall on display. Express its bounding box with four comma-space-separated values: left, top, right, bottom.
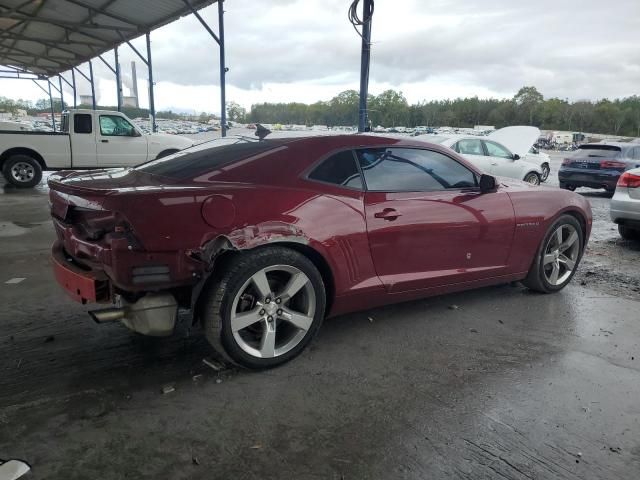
3, 155, 43, 188
541, 164, 550, 182
534, 215, 584, 292
524, 172, 540, 185
216, 248, 326, 369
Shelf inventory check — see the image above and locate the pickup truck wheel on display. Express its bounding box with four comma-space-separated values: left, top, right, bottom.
523, 172, 541, 185
202, 246, 326, 369
2, 154, 43, 188
523, 214, 584, 293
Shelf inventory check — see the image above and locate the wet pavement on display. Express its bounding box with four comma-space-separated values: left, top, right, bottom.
1, 155, 639, 479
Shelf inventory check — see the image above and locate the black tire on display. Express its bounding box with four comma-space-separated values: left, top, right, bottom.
156, 149, 179, 159
524, 172, 541, 185
618, 224, 639, 241
2, 154, 43, 188
202, 246, 326, 369
523, 214, 585, 293
541, 163, 550, 182
559, 182, 576, 191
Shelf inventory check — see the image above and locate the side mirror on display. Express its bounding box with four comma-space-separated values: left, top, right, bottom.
479, 174, 497, 193
512, 153, 520, 160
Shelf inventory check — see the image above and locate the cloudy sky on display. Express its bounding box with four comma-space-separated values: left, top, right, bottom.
2, 0, 639, 114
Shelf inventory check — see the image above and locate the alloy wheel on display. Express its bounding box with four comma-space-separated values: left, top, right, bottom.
542, 224, 580, 286
10, 161, 35, 183
230, 265, 316, 359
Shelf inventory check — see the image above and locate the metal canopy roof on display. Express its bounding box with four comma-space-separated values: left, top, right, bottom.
0, 0, 217, 76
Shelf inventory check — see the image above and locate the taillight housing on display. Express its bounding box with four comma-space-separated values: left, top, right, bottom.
617, 171, 640, 188
600, 160, 626, 169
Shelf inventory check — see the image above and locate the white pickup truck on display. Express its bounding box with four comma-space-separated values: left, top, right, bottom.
0, 109, 194, 187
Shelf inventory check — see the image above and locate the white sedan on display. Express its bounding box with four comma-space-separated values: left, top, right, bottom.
418, 126, 546, 185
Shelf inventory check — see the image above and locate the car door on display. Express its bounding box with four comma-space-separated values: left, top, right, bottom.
481, 140, 522, 178
358, 147, 516, 292
452, 138, 495, 174
68, 112, 97, 167
96, 114, 148, 167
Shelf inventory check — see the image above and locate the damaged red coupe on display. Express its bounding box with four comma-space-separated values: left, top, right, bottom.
49, 135, 592, 368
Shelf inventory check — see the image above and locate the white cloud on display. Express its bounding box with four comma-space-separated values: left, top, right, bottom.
2, 0, 639, 113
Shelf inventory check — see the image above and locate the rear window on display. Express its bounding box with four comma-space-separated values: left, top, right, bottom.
575, 145, 621, 157
136, 140, 281, 179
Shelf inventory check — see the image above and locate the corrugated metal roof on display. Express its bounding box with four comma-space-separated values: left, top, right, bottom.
0, 0, 218, 76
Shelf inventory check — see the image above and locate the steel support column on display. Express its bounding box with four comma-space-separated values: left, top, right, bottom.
115, 45, 122, 111
88, 60, 96, 109
146, 32, 156, 132
358, 0, 373, 132
218, 0, 227, 137
47, 79, 56, 132
71, 68, 77, 107
58, 76, 65, 112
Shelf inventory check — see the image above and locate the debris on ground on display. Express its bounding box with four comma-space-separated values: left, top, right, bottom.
192, 456, 200, 466
609, 447, 622, 454
202, 358, 224, 371
368, 316, 374, 323
498, 320, 504, 324
192, 374, 204, 382
215, 378, 223, 384
44, 335, 54, 343
448, 305, 459, 310
250, 444, 262, 450
161, 384, 175, 394
469, 328, 478, 333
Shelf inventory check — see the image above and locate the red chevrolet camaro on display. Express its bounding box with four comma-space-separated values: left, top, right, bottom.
49, 135, 592, 368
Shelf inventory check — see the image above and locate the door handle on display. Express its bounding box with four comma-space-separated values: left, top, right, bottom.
101, 139, 109, 143
374, 208, 401, 221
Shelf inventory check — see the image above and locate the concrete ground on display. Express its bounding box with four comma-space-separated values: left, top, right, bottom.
1, 151, 639, 479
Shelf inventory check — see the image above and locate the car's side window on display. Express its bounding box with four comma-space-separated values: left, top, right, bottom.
356, 148, 477, 192
630, 147, 640, 160
483, 140, 512, 159
456, 139, 484, 156
73, 114, 92, 134
308, 150, 363, 190
99, 115, 136, 137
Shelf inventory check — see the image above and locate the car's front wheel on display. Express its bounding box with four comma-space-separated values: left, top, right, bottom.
202, 246, 326, 369
523, 214, 584, 293
524, 172, 541, 185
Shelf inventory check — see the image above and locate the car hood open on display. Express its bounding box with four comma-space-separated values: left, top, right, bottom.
488, 126, 540, 157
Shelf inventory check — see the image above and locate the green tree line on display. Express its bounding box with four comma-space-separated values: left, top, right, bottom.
245, 86, 640, 137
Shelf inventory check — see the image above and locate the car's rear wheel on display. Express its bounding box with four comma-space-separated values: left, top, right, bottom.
202, 246, 326, 369
541, 163, 550, 182
559, 182, 576, 191
2, 154, 43, 188
524, 172, 541, 185
523, 214, 584, 293
618, 224, 640, 241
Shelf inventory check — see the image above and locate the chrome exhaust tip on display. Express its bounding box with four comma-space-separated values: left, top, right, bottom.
89, 307, 127, 323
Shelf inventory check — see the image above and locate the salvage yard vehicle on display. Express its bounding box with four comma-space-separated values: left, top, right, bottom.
610, 167, 640, 240
417, 126, 546, 185
48, 135, 592, 369
559, 142, 640, 193
0, 109, 194, 188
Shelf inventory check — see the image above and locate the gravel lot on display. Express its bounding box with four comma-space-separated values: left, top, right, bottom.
0, 142, 638, 479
